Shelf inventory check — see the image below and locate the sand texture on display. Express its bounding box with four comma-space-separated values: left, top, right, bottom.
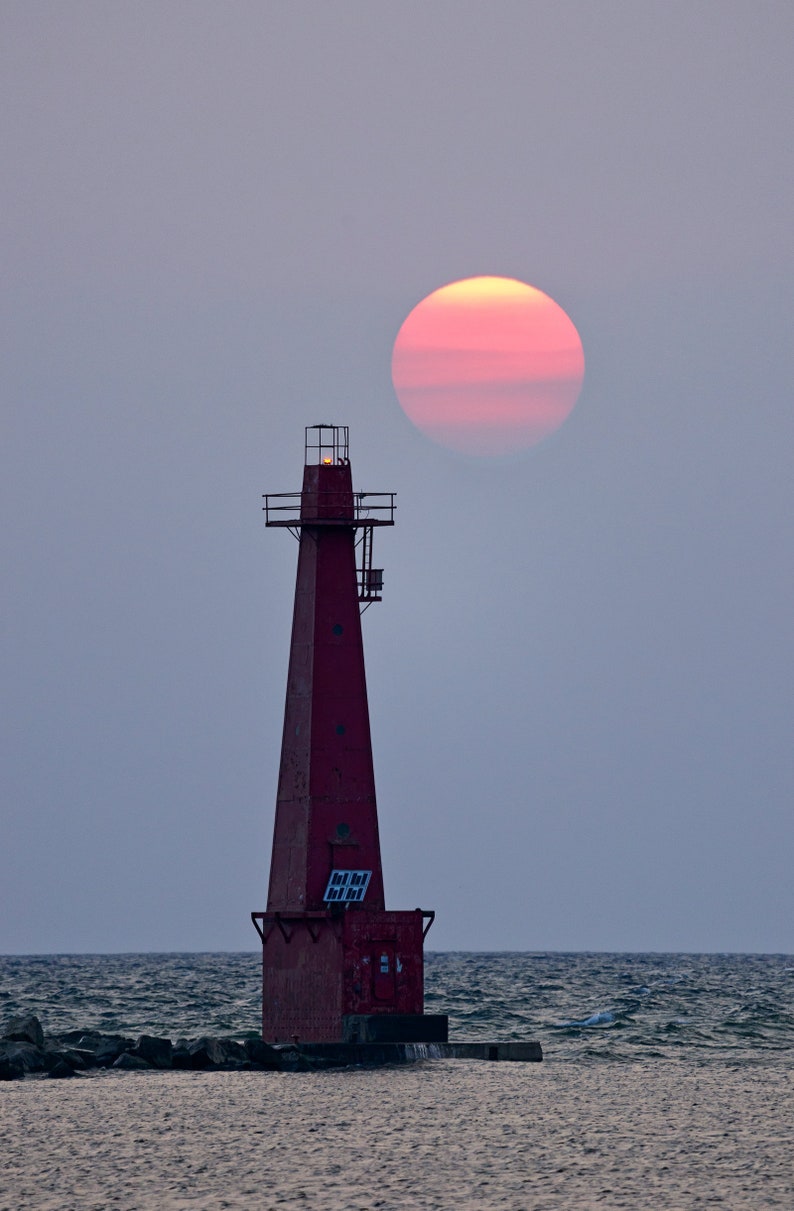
2, 1057, 792, 1209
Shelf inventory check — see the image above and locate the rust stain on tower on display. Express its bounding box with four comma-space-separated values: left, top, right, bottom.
252, 425, 443, 1045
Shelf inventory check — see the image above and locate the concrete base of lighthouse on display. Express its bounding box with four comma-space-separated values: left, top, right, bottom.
342, 1013, 448, 1043
267, 1039, 542, 1069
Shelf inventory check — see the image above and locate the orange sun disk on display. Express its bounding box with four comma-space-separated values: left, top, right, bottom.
391, 276, 585, 456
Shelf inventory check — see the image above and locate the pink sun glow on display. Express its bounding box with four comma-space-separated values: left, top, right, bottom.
391, 276, 585, 456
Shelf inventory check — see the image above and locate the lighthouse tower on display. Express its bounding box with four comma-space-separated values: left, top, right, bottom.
252, 425, 444, 1045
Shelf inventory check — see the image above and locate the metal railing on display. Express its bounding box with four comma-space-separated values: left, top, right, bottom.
263, 492, 396, 526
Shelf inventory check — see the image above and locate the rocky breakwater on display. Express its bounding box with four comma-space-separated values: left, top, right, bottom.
0, 1014, 283, 1080
2, 1013, 542, 1074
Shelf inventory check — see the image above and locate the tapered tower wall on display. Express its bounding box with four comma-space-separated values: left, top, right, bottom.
253, 427, 439, 1044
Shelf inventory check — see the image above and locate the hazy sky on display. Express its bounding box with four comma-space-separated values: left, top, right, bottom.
2, 2, 792, 954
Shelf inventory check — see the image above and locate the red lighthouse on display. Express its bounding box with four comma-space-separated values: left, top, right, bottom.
253, 425, 444, 1045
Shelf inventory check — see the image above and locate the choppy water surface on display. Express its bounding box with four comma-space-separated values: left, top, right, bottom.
1, 950, 792, 1061
427, 951, 794, 1062
2, 953, 793, 1209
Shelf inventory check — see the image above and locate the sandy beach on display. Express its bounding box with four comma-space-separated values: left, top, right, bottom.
3, 1057, 792, 1210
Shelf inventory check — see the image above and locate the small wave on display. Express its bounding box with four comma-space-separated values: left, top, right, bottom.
555, 1011, 615, 1028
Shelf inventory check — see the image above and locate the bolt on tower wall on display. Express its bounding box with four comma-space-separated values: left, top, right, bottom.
252, 426, 443, 1044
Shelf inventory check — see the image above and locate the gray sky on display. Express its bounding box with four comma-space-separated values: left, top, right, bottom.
2, 2, 792, 954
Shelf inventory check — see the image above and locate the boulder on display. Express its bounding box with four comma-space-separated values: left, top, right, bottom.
48, 1059, 77, 1079
0, 1041, 48, 1074
185, 1037, 220, 1068
185, 1037, 247, 1069
112, 1052, 153, 1070
244, 1038, 281, 1069
2, 1014, 44, 1049
0, 1051, 25, 1080
213, 1038, 248, 1067
93, 1036, 134, 1067
68, 1047, 100, 1068
56, 1029, 97, 1047
72, 1031, 113, 1052
0, 1024, 283, 1076
172, 1040, 191, 1070
133, 1035, 172, 1068
51, 1032, 132, 1065
56, 1048, 94, 1070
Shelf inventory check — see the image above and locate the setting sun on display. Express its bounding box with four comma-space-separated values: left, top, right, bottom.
391, 276, 585, 456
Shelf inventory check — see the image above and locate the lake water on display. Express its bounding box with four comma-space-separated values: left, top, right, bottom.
2, 952, 792, 1208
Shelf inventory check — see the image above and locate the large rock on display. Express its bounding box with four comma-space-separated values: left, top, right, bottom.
184, 1038, 213, 1069
0, 1050, 25, 1080
0, 1041, 48, 1074
56, 1029, 97, 1047
171, 1039, 191, 1069
48, 1059, 78, 1079
212, 1038, 248, 1067
2, 1014, 44, 1049
112, 1052, 153, 1070
92, 1036, 134, 1067
52, 1032, 132, 1066
0, 1023, 281, 1076
133, 1035, 172, 1068
185, 1037, 248, 1069
244, 1038, 281, 1069
55, 1047, 95, 1070
66, 1031, 112, 1051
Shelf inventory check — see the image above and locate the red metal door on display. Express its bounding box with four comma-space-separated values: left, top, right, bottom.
372, 946, 396, 1003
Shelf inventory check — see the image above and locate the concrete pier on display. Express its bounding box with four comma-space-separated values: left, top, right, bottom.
274, 1040, 543, 1069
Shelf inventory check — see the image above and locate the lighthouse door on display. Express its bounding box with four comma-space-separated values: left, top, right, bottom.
372, 946, 397, 1003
